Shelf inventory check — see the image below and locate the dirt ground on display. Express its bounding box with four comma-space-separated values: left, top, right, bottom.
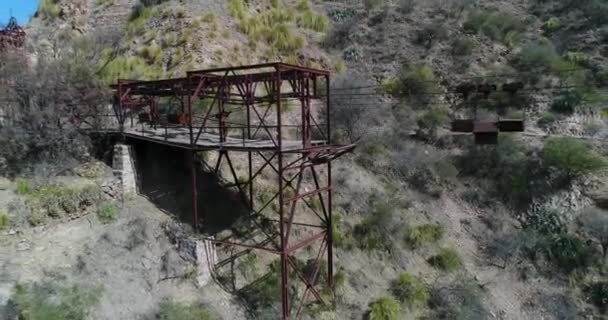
0, 189, 246, 320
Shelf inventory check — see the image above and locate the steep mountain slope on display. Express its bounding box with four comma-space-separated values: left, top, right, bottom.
4, 0, 608, 319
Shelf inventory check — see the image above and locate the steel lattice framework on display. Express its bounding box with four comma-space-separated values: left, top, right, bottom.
0, 17, 25, 51
112, 63, 354, 319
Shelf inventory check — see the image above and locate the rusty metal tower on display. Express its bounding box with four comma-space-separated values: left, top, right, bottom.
0, 17, 26, 51
112, 63, 354, 319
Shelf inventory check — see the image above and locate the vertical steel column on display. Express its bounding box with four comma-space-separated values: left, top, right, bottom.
188, 76, 199, 232
276, 67, 290, 320
191, 151, 199, 232
325, 74, 334, 288
246, 79, 254, 210
187, 74, 194, 145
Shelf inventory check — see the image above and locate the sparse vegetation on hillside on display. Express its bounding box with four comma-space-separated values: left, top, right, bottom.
541, 138, 606, 180
11, 280, 102, 320
158, 301, 214, 320
464, 10, 524, 45
385, 63, 438, 106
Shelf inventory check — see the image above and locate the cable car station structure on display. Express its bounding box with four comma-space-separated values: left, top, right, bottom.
112, 63, 354, 319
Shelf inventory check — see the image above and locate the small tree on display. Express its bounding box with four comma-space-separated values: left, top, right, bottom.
386, 64, 438, 106
541, 138, 606, 180
326, 73, 379, 144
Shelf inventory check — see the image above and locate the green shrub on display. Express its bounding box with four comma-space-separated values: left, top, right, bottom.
12, 281, 102, 320
543, 233, 597, 273
158, 301, 214, 320
525, 208, 566, 235
297, 11, 329, 32
537, 112, 557, 129
416, 107, 449, 140
542, 16, 561, 33
139, 45, 162, 64
368, 296, 401, 320
239, 261, 282, 314
331, 211, 347, 248
229, 0, 247, 19
391, 273, 430, 307
585, 281, 608, 313
97, 202, 117, 224
354, 199, 394, 251
238, 253, 259, 280
463, 10, 523, 45
551, 89, 584, 114
415, 23, 449, 48
458, 135, 541, 207
201, 12, 216, 23
97, 0, 114, 7
428, 248, 463, 271
385, 64, 438, 106
451, 37, 475, 56
38, 0, 62, 18
429, 280, 490, 319
16, 178, 33, 195
405, 224, 444, 248
541, 137, 606, 179
578, 208, 608, 258
0, 211, 9, 230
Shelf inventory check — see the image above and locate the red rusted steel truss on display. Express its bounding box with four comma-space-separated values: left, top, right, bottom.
0, 17, 25, 51
112, 63, 354, 319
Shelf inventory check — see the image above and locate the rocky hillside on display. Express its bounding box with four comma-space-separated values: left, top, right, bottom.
1, 0, 608, 319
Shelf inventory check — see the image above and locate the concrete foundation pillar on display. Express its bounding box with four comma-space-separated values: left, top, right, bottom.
112, 144, 137, 195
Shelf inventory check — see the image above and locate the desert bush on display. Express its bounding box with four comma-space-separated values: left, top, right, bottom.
11, 280, 102, 320
297, 11, 329, 32
16, 179, 33, 195
525, 208, 567, 235
542, 16, 561, 33
451, 37, 475, 56
391, 273, 430, 307
537, 112, 557, 129
158, 301, 214, 320
415, 23, 449, 49
0, 211, 9, 230
405, 224, 444, 248
578, 208, 608, 258
324, 74, 378, 144
368, 296, 401, 320
97, 201, 118, 224
323, 18, 357, 49
429, 280, 490, 319
542, 233, 597, 273
331, 211, 347, 248
585, 281, 608, 313
541, 137, 606, 180
239, 261, 293, 316
428, 248, 463, 271
238, 253, 259, 280
97, 0, 114, 7
416, 107, 449, 141
1, 37, 111, 176
38, 0, 62, 19
385, 63, 438, 106
354, 198, 395, 251
139, 45, 162, 64
458, 135, 547, 207
464, 10, 523, 45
